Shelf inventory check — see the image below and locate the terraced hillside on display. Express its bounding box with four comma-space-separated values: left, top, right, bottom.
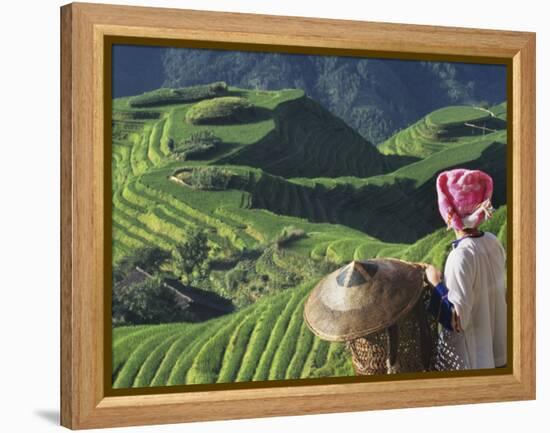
379, 104, 507, 158
112, 208, 507, 387
111, 82, 508, 388
111, 85, 418, 262
216, 95, 416, 178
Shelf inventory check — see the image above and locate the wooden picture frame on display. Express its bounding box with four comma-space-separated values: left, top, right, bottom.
60, 2, 536, 429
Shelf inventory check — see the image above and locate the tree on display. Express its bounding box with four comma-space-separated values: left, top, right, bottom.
112, 273, 194, 325
274, 226, 307, 248
188, 167, 232, 190
478, 100, 490, 109
113, 246, 171, 284
171, 228, 210, 284
173, 130, 221, 161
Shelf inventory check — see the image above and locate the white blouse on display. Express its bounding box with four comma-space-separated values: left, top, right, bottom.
443, 231, 507, 369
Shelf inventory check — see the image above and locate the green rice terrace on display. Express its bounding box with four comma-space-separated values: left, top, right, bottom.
111, 82, 508, 388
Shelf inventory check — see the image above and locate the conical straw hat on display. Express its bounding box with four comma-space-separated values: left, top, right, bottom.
303, 258, 425, 341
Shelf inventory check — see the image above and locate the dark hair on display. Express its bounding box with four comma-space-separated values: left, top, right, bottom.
462, 227, 482, 235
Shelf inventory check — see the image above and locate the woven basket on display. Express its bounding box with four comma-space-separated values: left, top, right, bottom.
345, 285, 439, 375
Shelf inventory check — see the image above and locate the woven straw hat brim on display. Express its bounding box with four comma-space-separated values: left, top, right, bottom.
303, 258, 425, 341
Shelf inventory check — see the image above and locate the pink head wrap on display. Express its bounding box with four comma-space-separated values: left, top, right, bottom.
436, 168, 495, 231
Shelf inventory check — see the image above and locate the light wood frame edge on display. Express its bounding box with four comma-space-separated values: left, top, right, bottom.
60, 2, 536, 429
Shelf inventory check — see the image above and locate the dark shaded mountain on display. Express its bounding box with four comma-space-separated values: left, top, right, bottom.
217, 92, 416, 178
112, 45, 165, 97
162, 48, 506, 143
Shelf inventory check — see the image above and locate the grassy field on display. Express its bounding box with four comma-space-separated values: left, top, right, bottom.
379, 104, 507, 158
110, 84, 508, 388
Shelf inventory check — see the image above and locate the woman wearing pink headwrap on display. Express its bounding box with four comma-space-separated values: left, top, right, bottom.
425, 168, 507, 370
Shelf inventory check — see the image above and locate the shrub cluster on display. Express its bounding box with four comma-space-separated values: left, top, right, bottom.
113, 274, 184, 326
274, 226, 307, 248
214, 241, 334, 309
185, 96, 253, 125
112, 230, 212, 326
112, 110, 161, 120
169, 227, 210, 284
128, 81, 228, 108
186, 167, 233, 190
172, 130, 221, 160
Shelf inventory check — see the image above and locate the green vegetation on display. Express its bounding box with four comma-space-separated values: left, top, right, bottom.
185, 96, 254, 125
110, 82, 508, 387
128, 81, 228, 108
112, 205, 507, 387
112, 273, 190, 326
426, 106, 490, 127
274, 226, 307, 248
112, 110, 161, 121
174, 167, 233, 191
379, 103, 506, 158
162, 51, 506, 144
491, 102, 508, 120
170, 227, 209, 284
112, 246, 171, 283
173, 130, 221, 160
218, 94, 393, 178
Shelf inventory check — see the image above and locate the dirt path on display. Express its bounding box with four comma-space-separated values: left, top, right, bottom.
463, 122, 497, 133
472, 106, 496, 117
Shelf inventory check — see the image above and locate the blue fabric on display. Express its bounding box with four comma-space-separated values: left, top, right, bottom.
451, 230, 485, 249
428, 282, 455, 331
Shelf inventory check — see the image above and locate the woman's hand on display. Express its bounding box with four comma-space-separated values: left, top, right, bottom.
425, 264, 442, 287
452, 309, 464, 333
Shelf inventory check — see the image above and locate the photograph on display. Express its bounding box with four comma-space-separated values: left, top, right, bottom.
109, 44, 508, 389
0, 0, 543, 430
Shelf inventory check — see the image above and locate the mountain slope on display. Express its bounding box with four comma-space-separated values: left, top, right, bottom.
162, 49, 506, 143
111, 83, 507, 257
111, 85, 404, 265
379, 103, 507, 158
110, 82, 508, 387
217, 93, 413, 178
112, 206, 507, 388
